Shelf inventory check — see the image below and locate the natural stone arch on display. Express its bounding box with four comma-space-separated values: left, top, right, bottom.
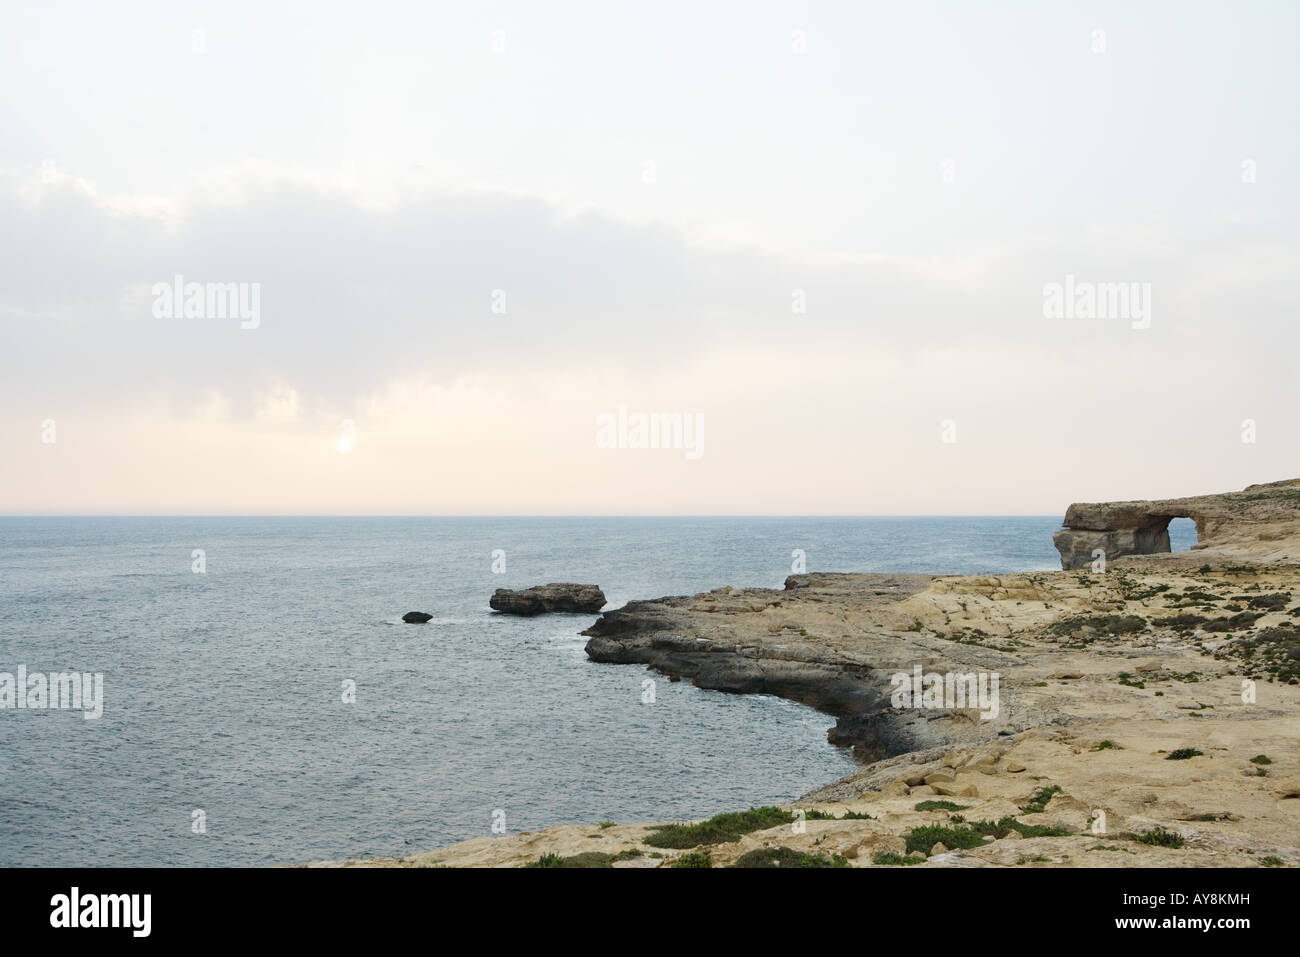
1052, 480, 1300, 569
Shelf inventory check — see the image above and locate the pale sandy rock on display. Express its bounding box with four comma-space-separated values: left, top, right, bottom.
931, 781, 979, 797
1272, 780, 1300, 799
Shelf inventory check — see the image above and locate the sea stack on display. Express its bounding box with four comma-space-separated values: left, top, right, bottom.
489, 583, 606, 616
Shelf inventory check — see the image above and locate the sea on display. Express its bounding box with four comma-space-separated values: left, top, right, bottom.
0, 515, 1198, 865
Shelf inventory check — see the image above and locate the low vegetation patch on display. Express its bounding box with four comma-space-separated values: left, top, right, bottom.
1129, 827, 1185, 848
1248, 592, 1291, 611
670, 849, 713, 868
873, 852, 923, 866
1046, 615, 1147, 639
805, 809, 874, 821
1203, 611, 1264, 632
903, 824, 989, 854
525, 851, 631, 868
730, 847, 848, 868
914, 800, 969, 812
644, 807, 791, 848
973, 817, 1072, 839
1154, 613, 1210, 631
1214, 625, 1300, 683
1020, 785, 1062, 813
1166, 748, 1204, 760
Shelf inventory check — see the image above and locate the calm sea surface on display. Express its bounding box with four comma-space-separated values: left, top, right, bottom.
0, 516, 1195, 865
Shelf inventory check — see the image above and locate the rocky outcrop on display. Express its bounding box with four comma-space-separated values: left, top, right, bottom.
490, 583, 606, 616
1053, 478, 1300, 569
402, 611, 433, 623
582, 573, 1025, 761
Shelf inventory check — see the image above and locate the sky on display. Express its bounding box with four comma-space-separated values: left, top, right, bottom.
1, 0, 1297, 515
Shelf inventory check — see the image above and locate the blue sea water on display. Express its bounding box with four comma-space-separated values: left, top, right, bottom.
0, 515, 1191, 866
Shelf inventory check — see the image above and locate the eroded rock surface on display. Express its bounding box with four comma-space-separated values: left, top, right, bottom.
489, 583, 606, 616
582, 573, 1028, 761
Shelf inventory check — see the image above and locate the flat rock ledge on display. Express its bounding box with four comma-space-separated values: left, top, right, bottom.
581, 573, 1029, 763
490, 583, 607, 616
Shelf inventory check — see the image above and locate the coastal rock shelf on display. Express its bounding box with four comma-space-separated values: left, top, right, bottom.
582, 573, 1025, 762
1053, 478, 1300, 569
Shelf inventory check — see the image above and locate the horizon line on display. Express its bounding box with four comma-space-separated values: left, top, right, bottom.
0, 512, 1068, 519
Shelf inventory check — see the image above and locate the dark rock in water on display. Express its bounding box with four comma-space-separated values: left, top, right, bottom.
402, 611, 433, 623
489, 583, 606, 616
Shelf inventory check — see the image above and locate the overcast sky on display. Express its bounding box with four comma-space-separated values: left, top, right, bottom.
2, 1, 1297, 514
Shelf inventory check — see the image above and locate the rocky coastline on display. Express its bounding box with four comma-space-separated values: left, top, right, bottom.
315, 480, 1300, 868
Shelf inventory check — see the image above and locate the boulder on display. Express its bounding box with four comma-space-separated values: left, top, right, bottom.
402, 611, 433, 623
932, 781, 979, 798
489, 583, 607, 616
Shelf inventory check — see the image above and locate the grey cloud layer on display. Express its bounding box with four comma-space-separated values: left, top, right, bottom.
2, 175, 1296, 419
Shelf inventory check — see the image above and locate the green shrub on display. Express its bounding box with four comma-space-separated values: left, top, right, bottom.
914, 800, 969, 812
804, 809, 874, 820
526, 851, 616, 868
670, 849, 713, 868
1020, 785, 1062, 813
645, 806, 792, 849
873, 852, 923, 866
971, 817, 1071, 839
1166, 748, 1203, 760
903, 824, 988, 854
1047, 615, 1147, 637
1130, 827, 1184, 848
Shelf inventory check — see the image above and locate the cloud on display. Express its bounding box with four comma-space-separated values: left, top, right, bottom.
1, 170, 1297, 513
